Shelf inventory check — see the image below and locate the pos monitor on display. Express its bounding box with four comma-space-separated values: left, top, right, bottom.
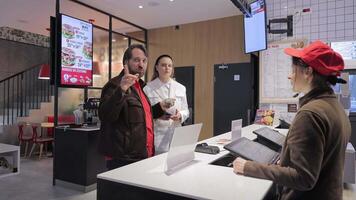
57, 14, 93, 87
243, 0, 267, 54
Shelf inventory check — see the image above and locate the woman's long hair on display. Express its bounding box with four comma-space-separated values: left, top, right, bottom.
151, 54, 174, 81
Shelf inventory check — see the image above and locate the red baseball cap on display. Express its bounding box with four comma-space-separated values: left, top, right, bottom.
284, 40, 344, 76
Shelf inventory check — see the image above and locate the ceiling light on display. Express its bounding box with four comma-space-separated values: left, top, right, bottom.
138, 5, 143, 8
38, 64, 50, 80
123, 37, 128, 40
112, 39, 116, 42
169, 0, 174, 2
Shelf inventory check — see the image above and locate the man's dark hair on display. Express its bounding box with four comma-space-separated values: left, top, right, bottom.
122, 44, 148, 65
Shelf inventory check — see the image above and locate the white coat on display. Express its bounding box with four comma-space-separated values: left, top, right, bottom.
143, 78, 189, 155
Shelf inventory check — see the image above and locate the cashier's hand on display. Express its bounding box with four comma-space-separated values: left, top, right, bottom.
233, 157, 247, 175
170, 110, 182, 122
120, 65, 139, 92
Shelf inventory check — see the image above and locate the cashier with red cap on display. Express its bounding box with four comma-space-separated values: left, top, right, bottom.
233, 41, 351, 200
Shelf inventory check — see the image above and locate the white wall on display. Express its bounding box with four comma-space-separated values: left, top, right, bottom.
266, 0, 356, 42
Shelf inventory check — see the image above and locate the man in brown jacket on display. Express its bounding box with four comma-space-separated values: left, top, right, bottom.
98, 44, 171, 170
233, 41, 351, 200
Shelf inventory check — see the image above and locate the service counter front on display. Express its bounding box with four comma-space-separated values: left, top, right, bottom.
54, 126, 106, 192
97, 124, 278, 200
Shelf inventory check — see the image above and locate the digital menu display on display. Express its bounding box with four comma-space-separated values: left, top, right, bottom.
244, 0, 267, 53
60, 14, 93, 87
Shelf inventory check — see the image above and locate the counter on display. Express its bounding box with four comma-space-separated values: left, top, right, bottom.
54, 126, 106, 192
97, 124, 276, 200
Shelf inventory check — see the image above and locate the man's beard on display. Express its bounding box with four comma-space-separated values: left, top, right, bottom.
128, 65, 145, 78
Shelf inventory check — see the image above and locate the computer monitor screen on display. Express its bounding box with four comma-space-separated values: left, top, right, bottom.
244, 0, 267, 54
330, 41, 356, 69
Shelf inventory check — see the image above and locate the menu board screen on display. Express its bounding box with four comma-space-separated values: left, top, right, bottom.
60, 14, 93, 87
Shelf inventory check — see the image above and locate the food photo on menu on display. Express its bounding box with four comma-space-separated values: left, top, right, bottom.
82, 42, 92, 59
61, 47, 76, 67
62, 24, 75, 39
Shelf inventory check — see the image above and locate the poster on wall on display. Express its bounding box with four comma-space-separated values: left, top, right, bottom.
60, 14, 93, 87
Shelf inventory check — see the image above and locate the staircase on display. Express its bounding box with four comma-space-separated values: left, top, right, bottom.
0, 64, 54, 144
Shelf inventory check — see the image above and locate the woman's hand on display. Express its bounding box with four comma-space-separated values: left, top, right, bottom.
160, 98, 176, 110
159, 113, 171, 120
170, 110, 182, 122
233, 157, 247, 175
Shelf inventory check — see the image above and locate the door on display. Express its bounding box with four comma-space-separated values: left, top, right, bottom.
174, 66, 194, 125
214, 62, 256, 136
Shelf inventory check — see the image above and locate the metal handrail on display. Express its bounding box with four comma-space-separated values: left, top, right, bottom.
0, 63, 44, 83
0, 64, 54, 125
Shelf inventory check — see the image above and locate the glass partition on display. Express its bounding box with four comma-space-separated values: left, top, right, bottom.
92, 28, 109, 87
58, 88, 84, 117
111, 33, 128, 77
55, 0, 147, 125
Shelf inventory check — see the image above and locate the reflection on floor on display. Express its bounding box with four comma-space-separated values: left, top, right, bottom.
0, 158, 355, 200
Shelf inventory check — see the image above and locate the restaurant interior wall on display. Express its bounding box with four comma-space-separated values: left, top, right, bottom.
147, 15, 250, 140
266, 0, 356, 146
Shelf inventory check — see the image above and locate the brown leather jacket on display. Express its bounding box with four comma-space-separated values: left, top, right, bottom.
244, 88, 351, 200
98, 72, 164, 162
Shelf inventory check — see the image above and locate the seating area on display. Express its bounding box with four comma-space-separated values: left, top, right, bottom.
17, 122, 53, 159
16, 115, 74, 159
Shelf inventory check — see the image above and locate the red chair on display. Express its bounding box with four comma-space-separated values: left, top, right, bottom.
18, 122, 34, 157
29, 123, 54, 159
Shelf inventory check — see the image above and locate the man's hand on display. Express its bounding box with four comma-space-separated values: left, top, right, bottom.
233, 157, 247, 175
120, 65, 139, 92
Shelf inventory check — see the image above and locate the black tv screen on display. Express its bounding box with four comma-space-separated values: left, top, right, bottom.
58, 14, 93, 87
244, 0, 267, 54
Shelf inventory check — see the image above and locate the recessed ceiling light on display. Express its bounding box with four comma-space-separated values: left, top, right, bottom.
169, 0, 174, 2
138, 5, 143, 8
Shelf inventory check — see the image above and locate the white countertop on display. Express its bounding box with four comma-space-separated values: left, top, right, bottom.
0, 143, 20, 154
56, 126, 100, 132
97, 124, 284, 200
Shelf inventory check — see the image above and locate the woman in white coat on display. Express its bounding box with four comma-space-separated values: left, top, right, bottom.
143, 55, 189, 155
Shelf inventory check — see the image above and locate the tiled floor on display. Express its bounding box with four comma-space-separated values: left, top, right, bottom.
0, 157, 355, 200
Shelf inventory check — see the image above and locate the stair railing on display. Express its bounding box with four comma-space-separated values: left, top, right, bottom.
0, 64, 54, 125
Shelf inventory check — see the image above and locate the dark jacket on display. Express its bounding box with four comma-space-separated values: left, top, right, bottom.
98, 72, 164, 162
244, 88, 351, 200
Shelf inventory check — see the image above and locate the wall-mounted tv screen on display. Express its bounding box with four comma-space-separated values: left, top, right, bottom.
244, 0, 267, 54
330, 41, 356, 70
59, 14, 93, 87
